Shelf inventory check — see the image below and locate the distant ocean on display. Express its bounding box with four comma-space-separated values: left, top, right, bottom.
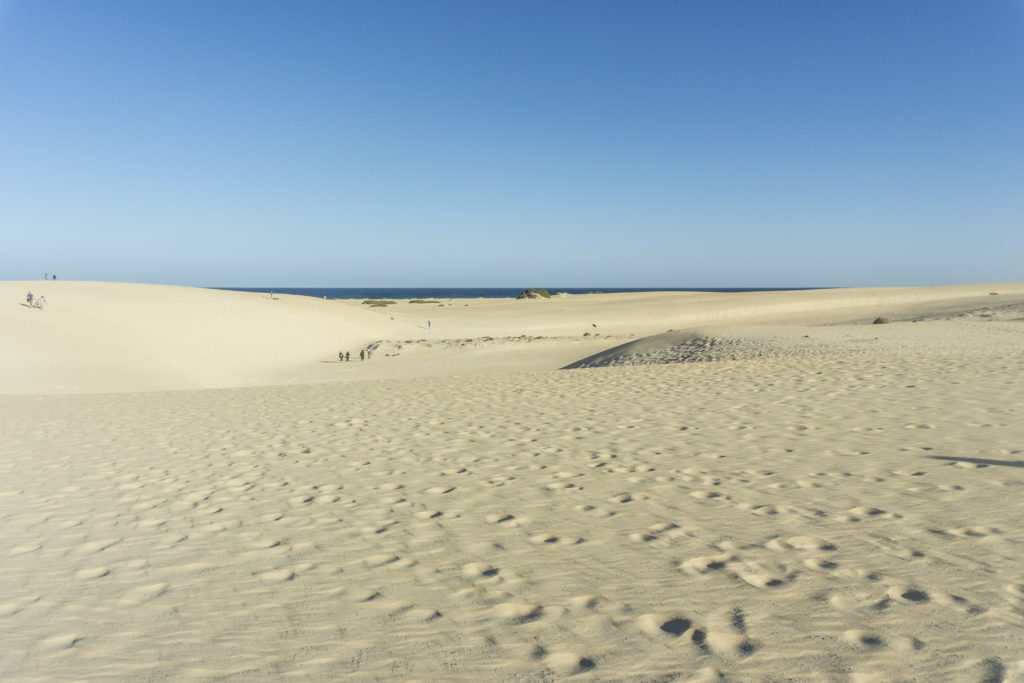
214, 287, 820, 300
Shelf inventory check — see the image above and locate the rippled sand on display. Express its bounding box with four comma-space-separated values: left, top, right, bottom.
2, 282, 1023, 680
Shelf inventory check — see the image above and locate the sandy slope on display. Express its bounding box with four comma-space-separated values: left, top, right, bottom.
2, 280, 1023, 394
2, 282, 1024, 680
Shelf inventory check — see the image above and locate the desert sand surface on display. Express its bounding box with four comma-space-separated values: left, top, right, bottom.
2, 281, 1024, 680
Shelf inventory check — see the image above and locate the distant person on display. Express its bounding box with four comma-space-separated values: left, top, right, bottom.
53, 274, 57, 281
339, 351, 344, 363
366, 348, 373, 360
428, 320, 431, 328
360, 349, 365, 361
345, 351, 350, 362
26, 292, 33, 306
44, 273, 48, 280
34, 295, 46, 309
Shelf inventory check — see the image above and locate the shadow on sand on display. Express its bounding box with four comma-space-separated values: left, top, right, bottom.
926, 455, 1024, 469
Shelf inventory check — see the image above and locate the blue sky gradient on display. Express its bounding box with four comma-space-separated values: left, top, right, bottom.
1, 1, 1022, 287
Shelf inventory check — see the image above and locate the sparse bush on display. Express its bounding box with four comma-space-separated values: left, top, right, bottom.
517, 288, 551, 299
362, 299, 396, 306
873, 317, 891, 324
409, 299, 441, 304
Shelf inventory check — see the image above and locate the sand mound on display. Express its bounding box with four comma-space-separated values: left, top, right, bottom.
562, 330, 755, 368
0, 281, 406, 393
4, 280, 1024, 394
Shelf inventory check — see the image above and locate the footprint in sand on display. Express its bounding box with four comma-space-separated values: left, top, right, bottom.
370, 599, 413, 615
829, 590, 888, 611
462, 562, 499, 579
8, 542, 42, 556
803, 558, 839, 570
490, 602, 542, 624
404, 608, 441, 622
932, 591, 984, 614
786, 536, 837, 551
629, 522, 679, 544
881, 586, 929, 605
846, 505, 886, 518
679, 552, 737, 575
947, 526, 999, 538
765, 536, 836, 552
39, 633, 81, 650
705, 631, 757, 657
528, 533, 560, 544
566, 594, 609, 612
842, 629, 886, 649
637, 613, 692, 638
73, 538, 121, 555
485, 513, 517, 526
73, 566, 110, 580
732, 560, 793, 588
119, 582, 169, 606
362, 553, 400, 568
544, 651, 595, 675
326, 587, 379, 602
573, 504, 615, 517
0, 597, 38, 617
258, 568, 295, 582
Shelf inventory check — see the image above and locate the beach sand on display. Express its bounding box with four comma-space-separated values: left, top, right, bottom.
2, 281, 1023, 680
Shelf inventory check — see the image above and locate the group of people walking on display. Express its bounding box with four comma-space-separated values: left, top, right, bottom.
25, 292, 46, 309
339, 348, 371, 362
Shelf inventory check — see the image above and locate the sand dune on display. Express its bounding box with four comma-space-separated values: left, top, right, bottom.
2, 281, 1024, 680
3, 280, 1022, 393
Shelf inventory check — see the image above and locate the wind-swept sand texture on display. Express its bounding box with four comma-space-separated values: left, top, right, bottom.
2, 282, 1024, 680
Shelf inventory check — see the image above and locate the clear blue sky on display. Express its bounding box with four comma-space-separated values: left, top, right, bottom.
1, 1, 1022, 287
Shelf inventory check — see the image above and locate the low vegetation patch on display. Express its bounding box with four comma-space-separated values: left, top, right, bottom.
872, 317, 891, 324
517, 288, 551, 299
409, 299, 441, 304
363, 299, 397, 307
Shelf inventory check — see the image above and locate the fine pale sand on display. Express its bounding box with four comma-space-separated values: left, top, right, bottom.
2, 281, 1024, 680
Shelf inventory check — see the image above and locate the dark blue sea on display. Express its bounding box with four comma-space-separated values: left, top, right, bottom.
213, 287, 821, 300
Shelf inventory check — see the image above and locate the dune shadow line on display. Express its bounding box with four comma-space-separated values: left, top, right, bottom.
925, 456, 1024, 469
